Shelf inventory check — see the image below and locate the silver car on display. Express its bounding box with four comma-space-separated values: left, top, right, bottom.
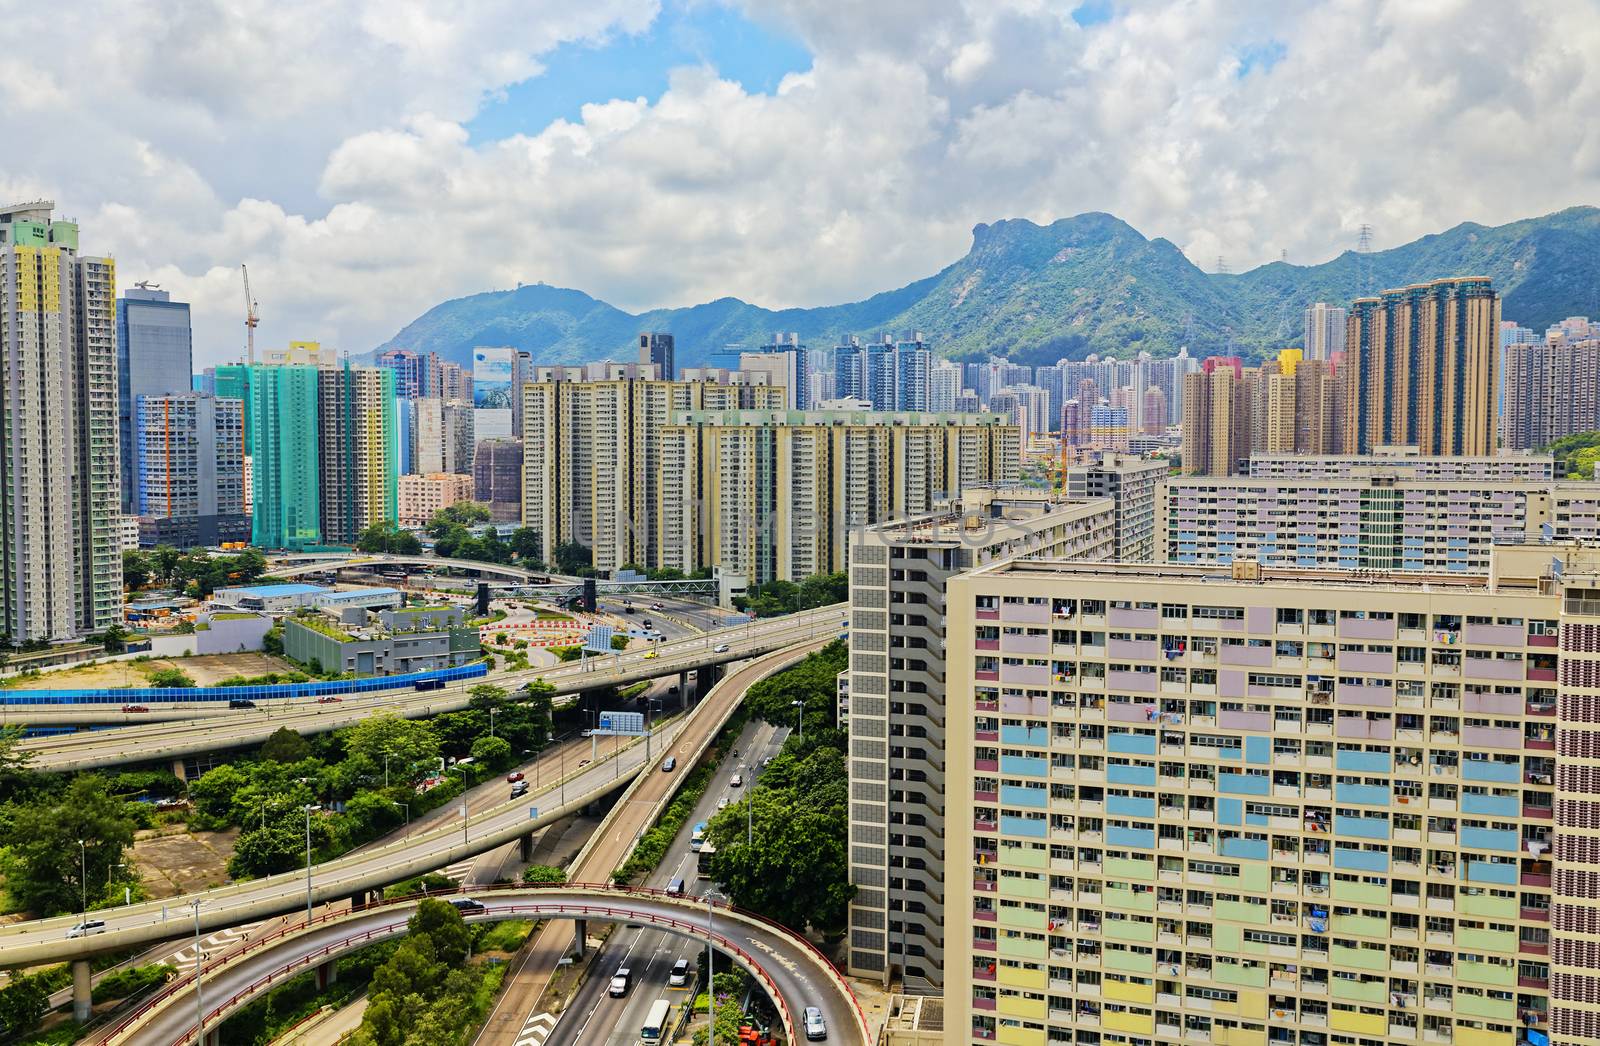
804, 1006, 827, 1040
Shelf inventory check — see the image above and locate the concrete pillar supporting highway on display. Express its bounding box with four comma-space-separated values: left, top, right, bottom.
677, 671, 689, 706
316, 959, 338, 990
519, 831, 534, 861
202, 1028, 221, 1046
71, 959, 91, 1022
571, 919, 587, 958
348, 889, 370, 910
170, 758, 187, 782
695, 665, 717, 702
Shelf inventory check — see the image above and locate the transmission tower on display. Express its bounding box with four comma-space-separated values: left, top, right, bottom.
1356, 223, 1375, 293
1216, 256, 1230, 275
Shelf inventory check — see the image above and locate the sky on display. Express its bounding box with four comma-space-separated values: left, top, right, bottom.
2, 0, 1597, 367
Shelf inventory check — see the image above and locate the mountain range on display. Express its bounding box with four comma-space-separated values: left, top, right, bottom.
374, 205, 1600, 370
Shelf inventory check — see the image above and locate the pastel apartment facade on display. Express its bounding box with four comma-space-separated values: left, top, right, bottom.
944, 548, 1600, 1046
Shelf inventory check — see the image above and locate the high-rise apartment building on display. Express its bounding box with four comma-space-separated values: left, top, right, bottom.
1247, 453, 1555, 481
116, 285, 193, 513
521, 367, 784, 572
1344, 277, 1501, 456
473, 438, 522, 523
398, 472, 475, 528
376, 348, 428, 398
438, 360, 472, 402
408, 397, 475, 475
944, 546, 1594, 1046
657, 410, 1020, 584
317, 364, 398, 547
132, 393, 248, 548
1303, 301, 1347, 361
932, 361, 963, 413
845, 491, 1118, 991
1502, 318, 1600, 451
1182, 351, 1343, 475
0, 201, 121, 640
1066, 453, 1167, 562
219, 356, 398, 549
640, 332, 675, 381
1162, 472, 1557, 571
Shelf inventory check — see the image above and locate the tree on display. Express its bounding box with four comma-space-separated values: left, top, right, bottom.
343, 714, 440, 783
551, 541, 592, 576
469, 734, 512, 767
150, 544, 181, 586
0, 975, 48, 1042
508, 527, 543, 565
147, 666, 195, 688
260, 726, 312, 763
408, 898, 472, 966
521, 864, 566, 884
4, 774, 137, 915
227, 824, 308, 879
122, 550, 151, 590
468, 683, 508, 709
426, 502, 490, 537
357, 521, 422, 555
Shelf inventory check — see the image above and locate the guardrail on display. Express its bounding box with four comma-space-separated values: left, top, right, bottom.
101, 884, 870, 1046
0, 661, 488, 706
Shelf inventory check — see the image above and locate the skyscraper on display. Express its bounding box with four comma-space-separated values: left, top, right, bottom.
117, 285, 192, 513
222, 355, 399, 550
133, 393, 248, 547
473, 438, 523, 523
639, 332, 675, 381
1303, 301, 1347, 361
0, 201, 121, 640
1182, 351, 1344, 474
834, 338, 865, 400
1343, 277, 1500, 455
1502, 318, 1600, 451
376, 348, 427, 398
931, 360, 962, 413
318, 363, 398, 547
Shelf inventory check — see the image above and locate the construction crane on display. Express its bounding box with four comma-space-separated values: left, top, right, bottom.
241, 264, 260, 365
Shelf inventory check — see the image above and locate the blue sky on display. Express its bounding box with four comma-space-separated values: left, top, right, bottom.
467, 2, 813, 141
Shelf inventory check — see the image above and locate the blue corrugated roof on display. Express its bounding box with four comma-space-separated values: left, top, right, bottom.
320, 587, 402, 601
225, 583, 326, 597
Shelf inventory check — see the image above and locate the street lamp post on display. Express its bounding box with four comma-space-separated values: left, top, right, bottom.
77, 839, 87, 926
191, 899, 204, 1045
303, 804, 321, 925
384, 750, 391, 789
460, 803, 469, 846
704, 888, 730, 1041
792, 699, 805, 742
489, 707, 498, 738
745, 766, 753, 847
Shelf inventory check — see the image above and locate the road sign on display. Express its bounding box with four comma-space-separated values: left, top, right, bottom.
528, 806, 539, 820
596, 711, 645, 736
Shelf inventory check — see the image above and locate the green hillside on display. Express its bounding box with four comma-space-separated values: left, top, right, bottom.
373, 206, 1600, 369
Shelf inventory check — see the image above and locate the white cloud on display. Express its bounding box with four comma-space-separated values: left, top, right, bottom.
4, 0, 1597, 365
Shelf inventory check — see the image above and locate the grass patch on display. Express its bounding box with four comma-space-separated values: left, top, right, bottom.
474, 919, 533, 954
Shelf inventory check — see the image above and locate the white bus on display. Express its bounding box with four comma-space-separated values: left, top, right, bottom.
640, 999, 673, 1045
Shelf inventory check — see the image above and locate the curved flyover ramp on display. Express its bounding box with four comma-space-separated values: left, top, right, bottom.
100, 887, 869, 1046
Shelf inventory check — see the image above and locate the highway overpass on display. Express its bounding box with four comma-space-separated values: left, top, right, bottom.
263, 553, 547, 582
14, 607, 844, 771
99, 888, 870, 1046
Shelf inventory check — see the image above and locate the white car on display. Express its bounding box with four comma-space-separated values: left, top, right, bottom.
67, 919, 106, 938
804, 1007, 827, 1040
717, 796, 730, 810
713, 643, 730, 653
730, 773, 743, 787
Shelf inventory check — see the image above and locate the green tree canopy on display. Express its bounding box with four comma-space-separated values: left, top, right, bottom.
551, 541, 592, 576
342, 714, 440, 785
356, 521, 423, 555
3, 774, 137, 915
260, 726, 312, 763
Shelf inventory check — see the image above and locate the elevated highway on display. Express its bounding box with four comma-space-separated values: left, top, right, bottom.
99, 887, 869, 1046
0, 637, 828, 968
14, 608, 843, 771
